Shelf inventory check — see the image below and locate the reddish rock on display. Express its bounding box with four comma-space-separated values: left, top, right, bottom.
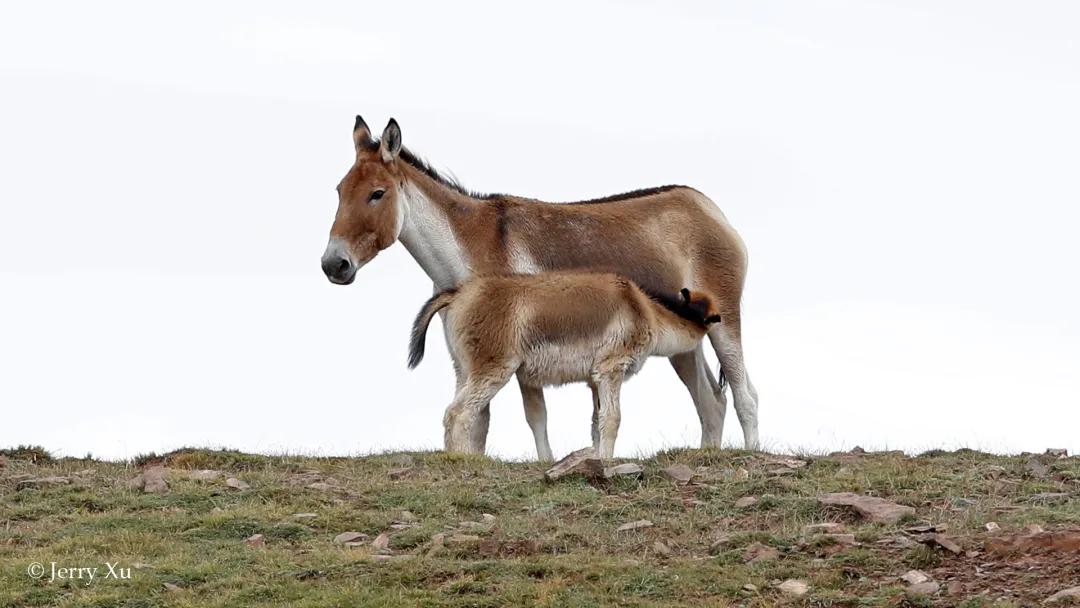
819, 492, 915, 524
544, 448, 604, 482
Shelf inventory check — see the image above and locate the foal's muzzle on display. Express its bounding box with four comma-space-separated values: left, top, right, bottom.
321, 238, 357, 285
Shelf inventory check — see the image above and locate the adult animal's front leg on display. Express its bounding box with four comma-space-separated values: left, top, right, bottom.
518, 378, 553, 462
669, 344, 725, 448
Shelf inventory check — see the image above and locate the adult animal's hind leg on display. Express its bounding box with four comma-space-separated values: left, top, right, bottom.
518, 377, 553, 462
669, 343, 725, 448
708, 323, 759, 450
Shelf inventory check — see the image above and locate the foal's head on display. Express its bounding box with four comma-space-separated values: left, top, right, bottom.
679, 288, 723, 326
321, 116, 408, 285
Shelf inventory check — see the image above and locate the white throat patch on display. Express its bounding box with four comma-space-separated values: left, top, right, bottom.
397, 181, 471, 288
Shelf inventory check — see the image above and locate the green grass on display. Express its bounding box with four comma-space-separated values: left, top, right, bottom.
1, 447, 1077, 607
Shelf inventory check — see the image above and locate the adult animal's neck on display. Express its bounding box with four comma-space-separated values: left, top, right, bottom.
396, 161, 487, 289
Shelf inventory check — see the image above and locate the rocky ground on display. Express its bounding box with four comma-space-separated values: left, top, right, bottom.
1, 445, 1078, 607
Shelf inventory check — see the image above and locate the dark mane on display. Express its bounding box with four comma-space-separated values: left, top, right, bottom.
559, 185, 686, 205
398, 147, 502, 200
386, 141, 687, 206
640, 287, 710, 327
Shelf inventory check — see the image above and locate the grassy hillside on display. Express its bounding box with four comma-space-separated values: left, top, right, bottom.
1, 446, 1078, 607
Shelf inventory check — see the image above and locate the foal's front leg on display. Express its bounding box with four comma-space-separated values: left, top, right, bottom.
518, 376, 554, 462
593, 374, 624, 460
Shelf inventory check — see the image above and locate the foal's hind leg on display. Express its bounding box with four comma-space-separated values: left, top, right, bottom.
669, 343, 726, 448
440, 304, 492, 453
708, 322, 759, 450
444, 370, 513, 454
592, 374, 624, 460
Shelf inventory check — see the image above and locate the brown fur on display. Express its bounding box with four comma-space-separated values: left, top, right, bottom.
325, 117, 759, 455
408, 272, 722, 458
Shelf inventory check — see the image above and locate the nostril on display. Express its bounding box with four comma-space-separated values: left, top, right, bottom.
336, 258, 351, 274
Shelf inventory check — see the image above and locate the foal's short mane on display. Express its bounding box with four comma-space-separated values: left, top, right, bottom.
379, 139, 688, 206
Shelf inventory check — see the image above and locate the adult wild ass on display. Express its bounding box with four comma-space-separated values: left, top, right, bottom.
321, 116, 759, 457
407, 273, 724, 458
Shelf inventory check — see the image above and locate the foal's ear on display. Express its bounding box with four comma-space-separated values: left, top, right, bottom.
353, 115, 374, 149
380, 118, 402, 162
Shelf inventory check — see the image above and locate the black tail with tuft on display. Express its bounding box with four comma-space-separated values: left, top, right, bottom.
407, 289, 457, 369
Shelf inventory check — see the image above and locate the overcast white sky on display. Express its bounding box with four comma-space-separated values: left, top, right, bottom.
1, 1, 1078, 460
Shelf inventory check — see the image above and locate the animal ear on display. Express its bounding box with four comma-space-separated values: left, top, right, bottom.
680, 288, 691, 303
353, 115, 373, 149
705, 314, 723, 325
380, 118, 402, 162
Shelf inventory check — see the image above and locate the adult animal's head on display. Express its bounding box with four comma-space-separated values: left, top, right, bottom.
321, 116, 407, 285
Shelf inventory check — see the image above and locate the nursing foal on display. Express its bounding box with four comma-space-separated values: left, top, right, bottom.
322, 116, 759, 458
407, 272, 723, 458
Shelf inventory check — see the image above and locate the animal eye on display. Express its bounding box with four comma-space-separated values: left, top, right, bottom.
369, 189, 386, 203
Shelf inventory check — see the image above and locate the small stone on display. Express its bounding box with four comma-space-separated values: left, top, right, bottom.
388, 467, 412, 480
603, 463, 644, 478
398, 510, 418, 523
734, 467, 749, 480
1046, 586, 1080, 604
1025, 524, 1045, 534
188, 469, 221, 481
901, 570, 931, 585
986, 530, 1080, 555
907, 581, 940, 596
920, 533, 962, 554
225, 477, 250, 490
426, 533, 446, 556
480, 513, 496, 523
333, 531, 368, 545
734, 496, 758, 509
244, 533, 265, 548
617, 519, 654, 532
140, 467, 169, 494
544, 448, 604, 481
292, 513, 318, 519
162, 582, 183, 592
661, 464, 695, 483
1045, 448, 1068, 458
777, 579, 809, 596
1025, 457, 1050, 478
803, 522, 845, 535
823, 533, 856, 545
742, 542, 779, 563
709, 534, 735, 554
1029, 492, 1070, 504
372, 532, 391, 552
652, 540, 672, 556
742, 583, 759, 592
985, 521, 1000, 532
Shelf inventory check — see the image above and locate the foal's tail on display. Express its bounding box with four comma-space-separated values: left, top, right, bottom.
408, 289, 458, 369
